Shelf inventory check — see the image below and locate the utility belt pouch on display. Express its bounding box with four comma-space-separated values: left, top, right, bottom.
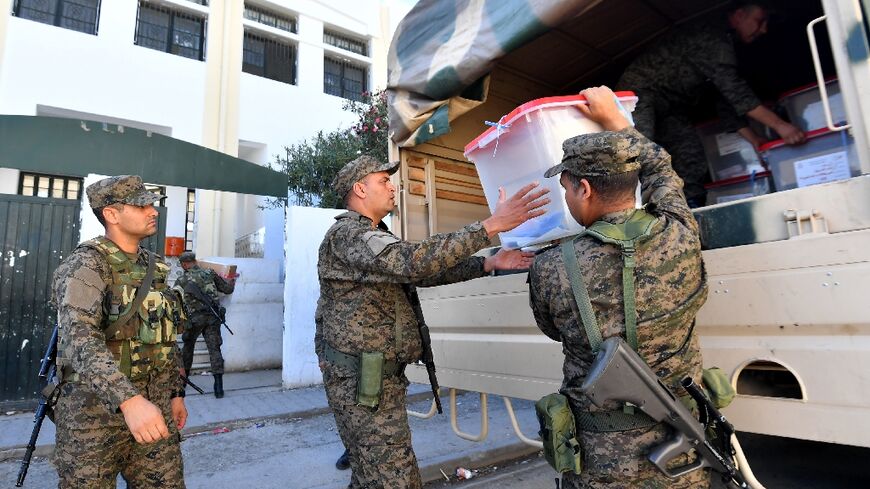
535, 393, 583, 475
356, 351, 385, 409
702, 367, 736, 409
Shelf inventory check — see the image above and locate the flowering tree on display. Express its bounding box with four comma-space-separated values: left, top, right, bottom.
343, 89, 389, 163
268, 89, 389, 208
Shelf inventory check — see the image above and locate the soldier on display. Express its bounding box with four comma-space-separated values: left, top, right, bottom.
527, 86, 711, 487
50, 175, 187, 488
617, 0, 804, 207
176, 251, 235, 399
316, 155, 550, 488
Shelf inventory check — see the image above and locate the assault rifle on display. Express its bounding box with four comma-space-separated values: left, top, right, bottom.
403, 284, 442, 414
580, 337, 749, 488
181, 374, 205, 395
182, 282, 234, 335
16, 325, 60, 487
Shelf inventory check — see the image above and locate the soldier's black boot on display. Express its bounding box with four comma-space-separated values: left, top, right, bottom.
213, 374, 224, 399
335, 449, 350, 470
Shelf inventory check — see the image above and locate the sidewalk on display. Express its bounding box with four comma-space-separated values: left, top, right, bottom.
0, 369, 540, 486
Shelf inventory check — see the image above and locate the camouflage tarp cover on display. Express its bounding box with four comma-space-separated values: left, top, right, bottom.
387, 0, 595, 147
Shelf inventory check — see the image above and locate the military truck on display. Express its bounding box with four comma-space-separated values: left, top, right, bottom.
385, 0, 870, 453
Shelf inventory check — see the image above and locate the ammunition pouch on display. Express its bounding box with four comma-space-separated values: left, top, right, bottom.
357, 352, 385, 408
702, 367, 735, 409
535, 393, 583, 475
323, 343, 406, 409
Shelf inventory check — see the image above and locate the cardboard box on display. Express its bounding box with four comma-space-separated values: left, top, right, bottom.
198, 260, 238, 280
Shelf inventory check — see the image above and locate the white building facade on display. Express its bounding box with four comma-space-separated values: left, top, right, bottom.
0, 0, 391, 260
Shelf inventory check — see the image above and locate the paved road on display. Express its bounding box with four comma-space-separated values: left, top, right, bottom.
426, 432, 870, 489
1, 391, 538, 488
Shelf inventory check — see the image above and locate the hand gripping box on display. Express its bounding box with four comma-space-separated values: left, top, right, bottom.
464, 92, 638, 249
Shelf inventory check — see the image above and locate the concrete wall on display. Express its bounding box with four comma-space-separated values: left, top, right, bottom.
188, 257, 285, 371
283, 205, 343, 388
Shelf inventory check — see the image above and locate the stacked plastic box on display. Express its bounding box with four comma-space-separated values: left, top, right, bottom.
759, 128, 858, 191
696, 119, 765, 181
778, 78, 846, 131
464, 92, 638, 249
704, 171, 772, 206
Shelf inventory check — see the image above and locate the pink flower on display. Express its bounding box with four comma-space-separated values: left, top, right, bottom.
372, 126, 378, 132
362, 125, 368, 132
374, 117, 381, 124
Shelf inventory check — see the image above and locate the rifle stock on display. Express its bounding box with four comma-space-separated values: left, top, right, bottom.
580, 337, 748, 488
403, 285, 443, 414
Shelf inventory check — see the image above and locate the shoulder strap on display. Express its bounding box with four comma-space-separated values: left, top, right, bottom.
104, 251, 156, 339
583, 210, 657, 351
559, 237, 604, 352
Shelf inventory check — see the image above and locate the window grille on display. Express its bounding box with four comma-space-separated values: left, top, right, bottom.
18, 172, 83, 200
243, 3, 296, 33
185, 189, 195, 251
135, 1, 205, 61
12, 0, 101, 35
243, 32, 296, 85
324, 28, 367, 56
324, 56, 367, 101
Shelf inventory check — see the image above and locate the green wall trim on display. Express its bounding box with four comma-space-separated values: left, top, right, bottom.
0, 115, 288, 197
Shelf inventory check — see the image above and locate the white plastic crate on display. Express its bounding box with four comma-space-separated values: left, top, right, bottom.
696, 120, 765, 181
778, 79, 846, 131
464, 92, 638, 249
759, 128, 859, 191
704, 171, 772, 206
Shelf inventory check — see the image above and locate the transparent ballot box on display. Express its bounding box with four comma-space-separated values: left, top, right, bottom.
759, 128, 858, 191
464, 92, 638, 249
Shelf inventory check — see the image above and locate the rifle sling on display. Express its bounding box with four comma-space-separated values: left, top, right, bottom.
183, 281, 221, 318
104, 251, 155, 340
560, 238, 604, 352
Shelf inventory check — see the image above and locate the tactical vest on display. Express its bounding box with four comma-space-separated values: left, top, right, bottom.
81, 237, 182, 380
180, 267, 219, 313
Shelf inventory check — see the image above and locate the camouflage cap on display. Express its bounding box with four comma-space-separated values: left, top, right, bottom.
544, 131, 642, 179
85, 175, 165, 209
332, 155, 400, 199
179, 251, 196, 263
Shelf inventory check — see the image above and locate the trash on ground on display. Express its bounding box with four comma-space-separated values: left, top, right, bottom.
212, 427, 231, 434
455, 467, 475, 480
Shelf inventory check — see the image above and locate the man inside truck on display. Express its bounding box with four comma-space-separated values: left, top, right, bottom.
528, 86, 710, 488
617, 0, 805, 207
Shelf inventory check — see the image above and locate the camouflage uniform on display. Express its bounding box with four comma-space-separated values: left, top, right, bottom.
51, 175, 186, 488
176, 263, 234, 375
316, 157, 492, 489
617, 13, 762, 205
528, 129, 710, 488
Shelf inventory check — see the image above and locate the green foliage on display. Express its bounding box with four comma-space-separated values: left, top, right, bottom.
267, 89, 389, 209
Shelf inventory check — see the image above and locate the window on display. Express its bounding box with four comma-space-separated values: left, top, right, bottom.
18, 173, 82, 200
243, 32, 296, 84
134, 1, 205, 61
185, 189, 195, 250
243, 3, 296, 33
324, 29, 367, 56
12, 0, 101, 35
324, 56, 367, 101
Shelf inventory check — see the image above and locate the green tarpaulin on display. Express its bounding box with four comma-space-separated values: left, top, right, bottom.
387, 0, 593, 147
